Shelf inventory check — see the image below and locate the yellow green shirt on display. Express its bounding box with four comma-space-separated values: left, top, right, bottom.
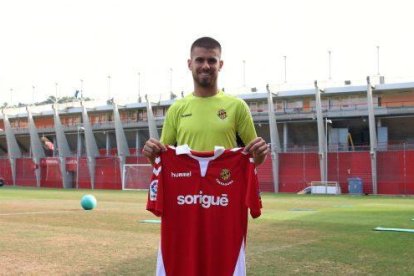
160, 91, 257, 151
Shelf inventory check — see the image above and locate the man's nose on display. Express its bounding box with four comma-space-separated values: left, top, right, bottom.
201, 61, 210, 70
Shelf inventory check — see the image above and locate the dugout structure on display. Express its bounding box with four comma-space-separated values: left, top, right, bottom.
310, 181, 341, 195
122, 163, 153, 190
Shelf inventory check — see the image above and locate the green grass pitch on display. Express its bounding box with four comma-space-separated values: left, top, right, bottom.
1, 187, 414, 275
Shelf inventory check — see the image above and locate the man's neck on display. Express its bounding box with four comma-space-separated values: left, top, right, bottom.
193, 86, 219, 97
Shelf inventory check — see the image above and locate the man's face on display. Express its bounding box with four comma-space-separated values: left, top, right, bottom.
188, 47, 223, 88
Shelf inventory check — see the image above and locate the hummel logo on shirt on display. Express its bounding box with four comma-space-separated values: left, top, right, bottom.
171, 171, 192, 178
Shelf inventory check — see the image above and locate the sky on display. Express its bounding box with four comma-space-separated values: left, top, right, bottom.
1, 0, 413, 105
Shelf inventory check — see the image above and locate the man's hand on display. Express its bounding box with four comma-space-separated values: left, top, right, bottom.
142, 138, 166, 165
243, 137, 269, 166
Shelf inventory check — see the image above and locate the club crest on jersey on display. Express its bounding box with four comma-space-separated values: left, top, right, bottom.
216, 168, 234, 186
217, 109, 227, 120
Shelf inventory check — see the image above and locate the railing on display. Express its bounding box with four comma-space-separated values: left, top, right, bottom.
2, 97, 414, 132
273, 142, 414, 152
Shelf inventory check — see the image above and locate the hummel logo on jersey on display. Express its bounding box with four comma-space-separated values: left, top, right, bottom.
180, 113, 192, 118
171, 171, 192, 178
177, 191, 229, 208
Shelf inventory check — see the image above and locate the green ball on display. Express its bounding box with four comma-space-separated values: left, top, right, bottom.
81, 194, 97, 210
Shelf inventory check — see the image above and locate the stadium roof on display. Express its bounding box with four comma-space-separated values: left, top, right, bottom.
2, 80, 414, 119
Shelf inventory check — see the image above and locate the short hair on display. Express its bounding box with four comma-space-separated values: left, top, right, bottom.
190, 37, 221, 54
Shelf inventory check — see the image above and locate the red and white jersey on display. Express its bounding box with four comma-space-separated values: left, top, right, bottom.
146, 145, 262, 276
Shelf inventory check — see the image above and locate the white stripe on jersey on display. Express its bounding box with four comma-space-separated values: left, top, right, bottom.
153, 166, 162, 176
233, 240, 246, 276
156, 242, 166, 276
155, 157, 161, 164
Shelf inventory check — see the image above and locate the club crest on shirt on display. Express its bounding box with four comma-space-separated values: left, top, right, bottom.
217, 109, 227, 120
216, 168, 234, 186
220, 169, 231, 180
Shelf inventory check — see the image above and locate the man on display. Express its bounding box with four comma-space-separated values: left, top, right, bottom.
146, 37, 267, 276
142, 36, 269, 163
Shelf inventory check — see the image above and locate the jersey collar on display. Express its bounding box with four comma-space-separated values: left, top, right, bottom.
174, 144, 225, 161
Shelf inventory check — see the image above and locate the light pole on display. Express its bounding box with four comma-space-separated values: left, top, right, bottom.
328, 50, 332, 80
10, 88, 13, 107
55, 82, 58, 103
107, 75, 111, 100
376, 45, 380, 76
76, 126, 85, 189
169, 68, 176, 99
80, 79, 84, 99
242, 60, 246, 88
137, 72, 141, 103
32, 86, 35, 104
169, 68, 173, 93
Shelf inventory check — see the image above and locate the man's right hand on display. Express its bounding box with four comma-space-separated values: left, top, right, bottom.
142, 138, 166, 165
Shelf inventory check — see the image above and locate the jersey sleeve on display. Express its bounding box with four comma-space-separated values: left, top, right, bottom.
146, 156, 164, 216
236, 99, 257, 146
245, 156, 262, 218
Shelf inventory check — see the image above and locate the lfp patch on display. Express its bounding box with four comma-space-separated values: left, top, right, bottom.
149, 180, 158, 201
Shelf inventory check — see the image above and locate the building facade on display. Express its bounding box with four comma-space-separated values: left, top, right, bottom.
1, 79, 414, 194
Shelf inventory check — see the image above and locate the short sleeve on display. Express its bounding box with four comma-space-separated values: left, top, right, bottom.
160, 104, 178, 146
245, 155, 262, 218
236, 99, 257, 146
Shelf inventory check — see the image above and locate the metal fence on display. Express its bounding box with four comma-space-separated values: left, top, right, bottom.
2, 145, 414, 195
272, 143, 414, 195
